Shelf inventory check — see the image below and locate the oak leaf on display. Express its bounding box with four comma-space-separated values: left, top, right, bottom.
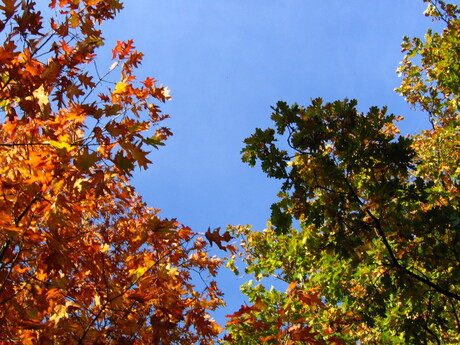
205, 227, 233, 251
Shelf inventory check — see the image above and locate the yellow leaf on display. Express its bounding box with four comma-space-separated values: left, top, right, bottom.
49, 140, 74, 152
74, 178, 88, 192
51, 179, 65, 193
70, 11, 79, 29
32, 85, 50, 113
162, 87, 171, 99
49, 300, 81, 325
129, 266, 148, 280
253, 298, 266, 311
113, 82, 128, 94
100, 243, 110, 253
50, 304, 68, 324
94, 294, 101, 307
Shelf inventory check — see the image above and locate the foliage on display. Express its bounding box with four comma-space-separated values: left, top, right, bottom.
0, 1, 231, 343
223, 1, 460, 344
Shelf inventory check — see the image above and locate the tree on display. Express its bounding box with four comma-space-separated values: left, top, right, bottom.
0, 1, 231, 343
223, 1, 460, 344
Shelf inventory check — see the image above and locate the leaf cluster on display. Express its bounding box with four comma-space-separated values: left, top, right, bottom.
0, 1, 224, 344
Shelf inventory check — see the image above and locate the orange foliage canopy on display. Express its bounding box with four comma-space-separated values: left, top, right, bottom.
0, 1, 226, 343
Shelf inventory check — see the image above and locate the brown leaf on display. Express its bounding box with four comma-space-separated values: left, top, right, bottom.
205, 227, 233, 251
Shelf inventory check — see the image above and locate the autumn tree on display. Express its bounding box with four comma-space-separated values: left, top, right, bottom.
0, 1, 230, 343
223, 1, 460, 344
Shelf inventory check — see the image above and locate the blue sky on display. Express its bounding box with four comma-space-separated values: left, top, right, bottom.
102, 0, 435, 327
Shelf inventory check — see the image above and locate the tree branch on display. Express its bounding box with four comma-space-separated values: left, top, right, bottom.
343, 175, 460, 302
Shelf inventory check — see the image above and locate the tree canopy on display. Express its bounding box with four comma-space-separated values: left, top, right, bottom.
0, 1, 233, 343
223, 0, 460, 344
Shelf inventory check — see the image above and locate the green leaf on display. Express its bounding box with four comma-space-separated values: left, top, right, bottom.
113, 151, 134, 173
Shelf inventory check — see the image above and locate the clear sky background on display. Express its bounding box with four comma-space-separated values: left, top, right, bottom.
100, 0, 439, 328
